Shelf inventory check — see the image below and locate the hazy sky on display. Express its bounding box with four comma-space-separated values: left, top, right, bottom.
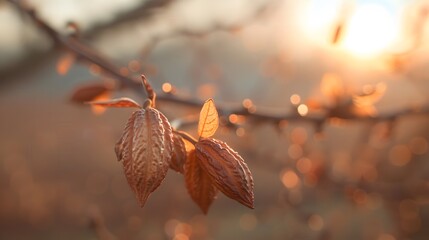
0, 0, 420, 70
0, 0, 268, 70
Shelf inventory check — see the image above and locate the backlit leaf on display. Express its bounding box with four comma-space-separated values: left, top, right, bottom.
87, 98, 141, 109
198, 99, 219, 138
184, 150, 218, 214
115, 107, 174, 206
196, 138, 254, 209
183, 136, 196, 152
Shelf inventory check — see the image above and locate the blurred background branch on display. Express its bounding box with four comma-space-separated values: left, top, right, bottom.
7, 0, 429, 133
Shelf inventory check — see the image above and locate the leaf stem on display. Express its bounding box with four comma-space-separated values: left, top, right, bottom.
173, 130, 198, 145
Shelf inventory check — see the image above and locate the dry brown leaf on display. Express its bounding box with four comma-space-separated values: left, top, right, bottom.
184, 150, 218, 214
115, 107, 174, 206
70, 82, 112, 104
195, 138, 254, 209
169, 132, 187, 173
198, 99, 219, 138
87, 98, 141, 109
57, 53, 76, 75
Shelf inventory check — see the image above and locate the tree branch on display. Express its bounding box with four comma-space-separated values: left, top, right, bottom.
9, 0, 429, 131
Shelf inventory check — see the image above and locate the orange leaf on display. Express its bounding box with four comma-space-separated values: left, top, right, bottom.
198, 99, 219, 138
57, 53, 76, 75
115, 108, 174, 206
195, 138, 254, 209
87, 98, 141, 109
184, 150, 218, 214
183, 136, 196, 152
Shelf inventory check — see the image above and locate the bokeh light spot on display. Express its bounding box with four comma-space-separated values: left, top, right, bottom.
297, 104, 309, 116
290, 94, 301, 105
162, 83, 173, 93
281, 169, 300, 189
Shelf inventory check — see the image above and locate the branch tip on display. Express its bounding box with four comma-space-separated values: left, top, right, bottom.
141, 75, 156, 106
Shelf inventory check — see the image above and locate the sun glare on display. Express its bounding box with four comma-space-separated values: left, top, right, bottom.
341, 4, 398, 57
303, 0, 343, 39
302, 1, 400, 58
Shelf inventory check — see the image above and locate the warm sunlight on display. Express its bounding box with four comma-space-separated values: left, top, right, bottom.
302, 0, 401, 58
302, 0, 343, 41
341, 3, 398, 57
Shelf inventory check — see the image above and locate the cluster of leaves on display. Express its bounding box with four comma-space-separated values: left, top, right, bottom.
89, 77, 254, 214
